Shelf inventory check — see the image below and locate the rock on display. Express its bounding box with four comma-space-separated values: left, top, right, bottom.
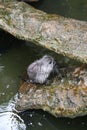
16, 64, 87, 118
0, 1, 87, 63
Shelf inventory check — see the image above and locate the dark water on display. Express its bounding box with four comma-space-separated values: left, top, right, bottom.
0, 0, 87, 130
31, 0, 87, 21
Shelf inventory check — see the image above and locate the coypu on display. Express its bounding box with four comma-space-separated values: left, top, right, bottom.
27, 55, 58, 84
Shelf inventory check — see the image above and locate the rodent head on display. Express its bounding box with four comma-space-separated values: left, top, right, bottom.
39, 55, 56, 74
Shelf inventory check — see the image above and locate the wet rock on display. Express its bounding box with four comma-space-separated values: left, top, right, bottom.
0, 1, 87, 63
16, 64, 87, 118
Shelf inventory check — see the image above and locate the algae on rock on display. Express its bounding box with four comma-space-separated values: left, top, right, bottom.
0, 1, 87, 63
16, 64, 87, 118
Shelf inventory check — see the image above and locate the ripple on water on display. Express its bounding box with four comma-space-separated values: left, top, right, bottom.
0, 95, 26, 130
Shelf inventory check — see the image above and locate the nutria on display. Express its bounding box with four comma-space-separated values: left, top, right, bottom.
27, 55, 58, 84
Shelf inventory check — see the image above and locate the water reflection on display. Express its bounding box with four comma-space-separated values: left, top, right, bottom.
0, 112, 26, 130
0, 97, 26, 130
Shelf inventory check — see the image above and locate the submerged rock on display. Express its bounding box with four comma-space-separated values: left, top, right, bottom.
0, 1, 87, 63
16, 64, 87, 118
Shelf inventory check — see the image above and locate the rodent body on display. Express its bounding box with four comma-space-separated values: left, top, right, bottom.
27, 55, 58, 84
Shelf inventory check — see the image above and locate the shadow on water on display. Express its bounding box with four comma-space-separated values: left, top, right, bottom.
19, 109, 87, 130
0, 0, 87, 130
29, 0, 87, 21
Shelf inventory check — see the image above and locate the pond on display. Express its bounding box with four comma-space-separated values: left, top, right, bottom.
0, 0, 87, 130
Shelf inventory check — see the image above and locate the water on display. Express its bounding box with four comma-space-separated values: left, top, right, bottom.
0, 0, 87, 130
31, 0, 87, 21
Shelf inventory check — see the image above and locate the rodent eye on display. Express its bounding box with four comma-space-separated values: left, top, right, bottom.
49, 61, 52, 64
